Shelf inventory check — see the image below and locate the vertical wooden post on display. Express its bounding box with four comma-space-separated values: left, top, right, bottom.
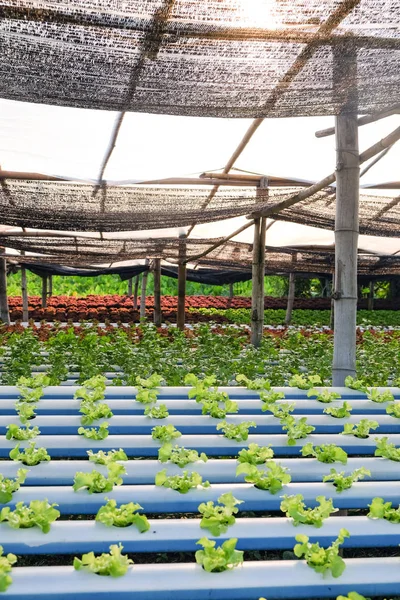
285, 272, 296, 326
140, 260, 149, 320
153, 258, 162, 327
177, 236, 187, 331
48, 275, 53, 297
229, 283, 234, 298
21, 266, 28, 322
367, 280, 374, 311
251, 217, 267, 346
332, 45, 359, 386
0, 248, 9, 324
41, 276, 48, 309
251, 181, 268, 347
133, 275, 140, 309
127, 278, 133, 297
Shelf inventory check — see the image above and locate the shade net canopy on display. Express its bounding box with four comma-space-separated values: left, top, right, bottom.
0, 0, 399, 118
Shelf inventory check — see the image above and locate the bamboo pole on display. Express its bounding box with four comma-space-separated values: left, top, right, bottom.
41, 276, 48, 309
48, 275, 53, 297
251, 217, 267, 347
140, 260, 149, 320
133, 275, 140, 310
285, 272, 296, 326
229, 283, 234, 299
177, 236, 187, 330
21, 267, 28, 322
0, 248, 9, 324
332, 47, 360, 386
153, 258, 162, 327
315, 103, 400, 138
127, 278, 133, 297
367, 280, 374, 311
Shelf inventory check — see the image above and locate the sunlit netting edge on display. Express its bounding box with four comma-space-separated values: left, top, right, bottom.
0, 0, 398, 117
0, 181, 282, 232
269, 190, 400, 237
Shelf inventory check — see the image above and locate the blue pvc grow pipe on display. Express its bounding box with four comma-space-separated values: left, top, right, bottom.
1, 457, 396, 486
1, 433, 399, 457
0, 398, 391, 415
3, 481, 400, 513
5, 558, 400, 599
1, 516, 400, 555
0, 414, 397, 435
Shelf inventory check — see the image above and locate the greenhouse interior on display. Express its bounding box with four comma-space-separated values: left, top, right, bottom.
0, 1, 399, 599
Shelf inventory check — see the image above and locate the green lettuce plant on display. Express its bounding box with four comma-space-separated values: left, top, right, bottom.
280, 494, 337, 527
366, 388, 394, 403
301, 442, 348, 464
79, 401, 113, 425
198, 492, 243, 536
307, 389, 341, 403
87, 449, 128, 465
0, 500, 60, 533
324, 402, 352, 418
96, 498, 150, 531
6, 423, 40, 440
237, 443, 274, 465
236, 374, 271, 390
9, 442, 50, 466
158, 443, 207, 467
323, 467, 371, 492
144, 404, 169, 419
0, 545, 17, 592
155, 469, 210, 493
367, 497, 400, 523
151, 424, 181, 443
281, 416, 315, 446
73, 463, 125, 494
0, 469, 28, 503
195, 537, 243, 572
216, 420, 256, 441
341, 419, 379, 439
294, 529, 350, 577
236, 461, 291, 493
78, 422, 109, 440
374, 437, 400, 461
74, 544, 133, 577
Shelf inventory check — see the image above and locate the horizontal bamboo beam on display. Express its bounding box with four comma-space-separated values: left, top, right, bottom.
249, 125, 400, 219
200, 172, 314, 187
315, 104, 400, 138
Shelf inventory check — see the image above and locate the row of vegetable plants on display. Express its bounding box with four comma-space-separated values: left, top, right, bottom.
1, 371, 400, 598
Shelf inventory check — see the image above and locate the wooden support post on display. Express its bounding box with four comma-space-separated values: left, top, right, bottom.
251, 217, 267, 346
133, 275, 140, 309
127, 278, 133, 297
177, 237, 187, 331
0, 248, 9, 324
285, 272, 296, 326
140, 260, 149, 320
367, 280, 374, 311
48, 275, 53, 297
332, 45, 359, 386
229, 283, 234, 299
21, 266, 28, 322
41, 276, 48, 309
153, 258, 162, 327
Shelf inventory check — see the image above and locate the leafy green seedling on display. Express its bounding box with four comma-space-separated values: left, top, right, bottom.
281, 416, 315, 446
236, 374, 271, 390
288, 374, 322, 390
201, 397, 238, 419
367, 497, 400, 524
184, 373, 218, 402
216, 420, 256, 441
0, 469, 28, 503
323, 467, 371, 492
386, 402, 400, 419
17, 374, 50, 390
195, 537, 243, 572
0, 545, 17, 592
366, 388, 394, 403
73, 463, 125, 494
144, 404, 169, 419
74, 375, 107, 403
155, 469, 210, 493
74, 544, 133, 577
375, 437, 400, 461
337, 593, 370, 600
79, 401, 113, 425
265, 403, 295, 418
259, 390, 285, 405
151, 424, 182, 443
341, 419, 379, 439
78, 422, 109, 440
9, 442, 50, 466
199, 492, 243, 536
294, 528, 350, 577
280, 494, 338, 527
301, 442, 348, 464
6, 423, 40, 441
96, 498, 150, 531
237, 443, 274, 465
0, 500, 60, 533
324, 402, 352, 418
87, 449, 128, 465
236, 461, 291, 493
15, 402, 37, 424
158, 443, 207, 467
344, 376, 368, 393
307, 389, 341, 403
